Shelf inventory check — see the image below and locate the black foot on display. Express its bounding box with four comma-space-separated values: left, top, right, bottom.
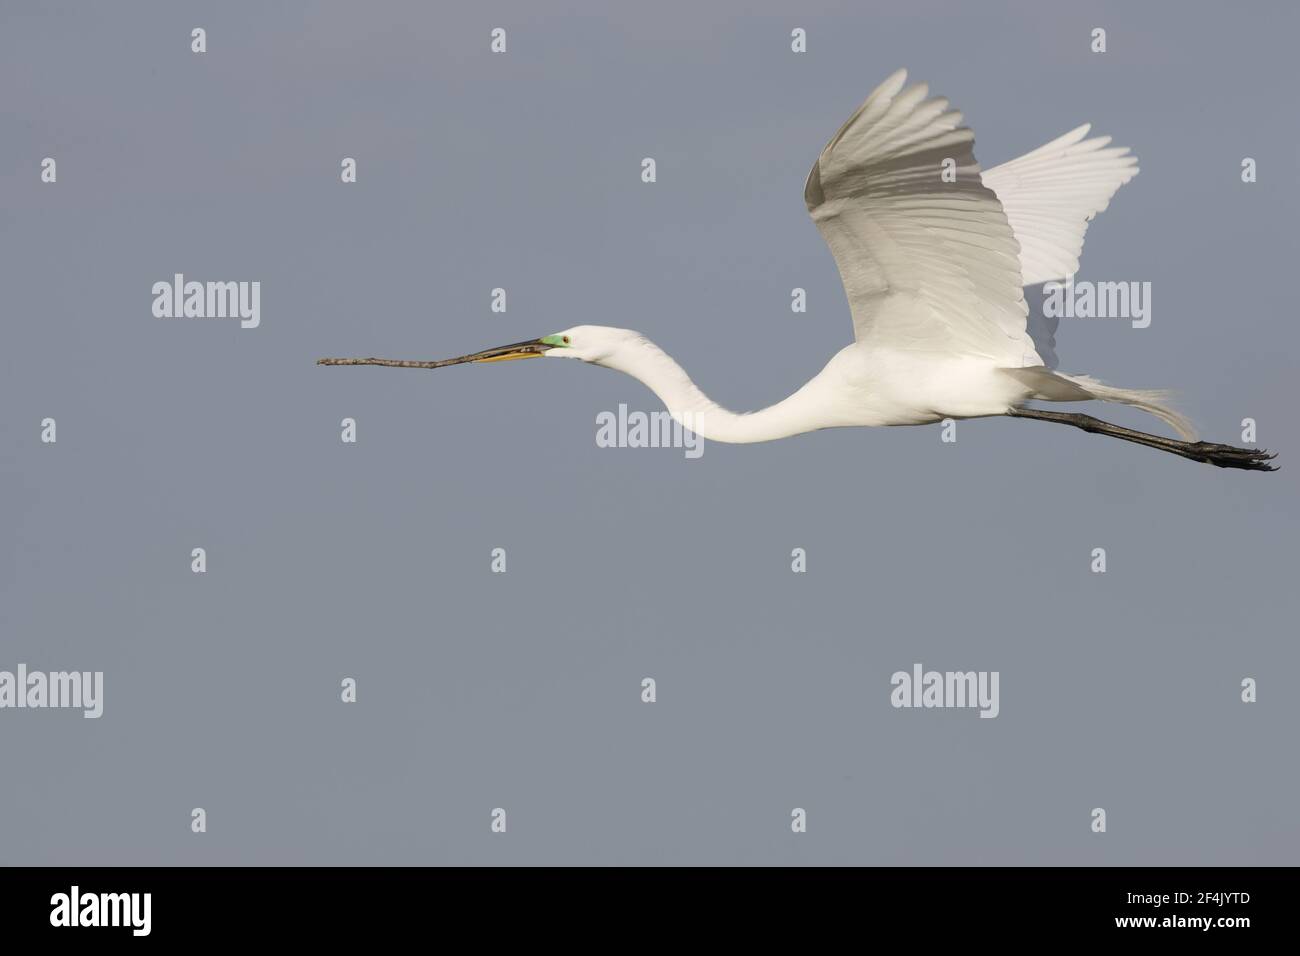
1183, 442, 1278, 472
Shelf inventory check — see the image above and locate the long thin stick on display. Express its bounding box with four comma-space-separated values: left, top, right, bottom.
317, 357, 456, 369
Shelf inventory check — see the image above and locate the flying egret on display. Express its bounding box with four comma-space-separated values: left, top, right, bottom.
320, 69, 1275, 471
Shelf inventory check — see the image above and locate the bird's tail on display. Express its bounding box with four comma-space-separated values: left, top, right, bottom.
1002, 367, 1198, 441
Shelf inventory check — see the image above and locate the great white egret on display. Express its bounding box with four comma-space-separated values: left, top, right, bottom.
320, 69, 1275, 471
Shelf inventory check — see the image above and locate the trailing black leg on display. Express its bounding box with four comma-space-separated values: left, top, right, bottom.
1006, 407, 1277, 472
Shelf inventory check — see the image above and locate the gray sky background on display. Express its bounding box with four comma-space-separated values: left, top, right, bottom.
2, 0, 1297, 865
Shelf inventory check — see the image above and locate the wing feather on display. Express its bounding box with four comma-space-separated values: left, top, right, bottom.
806, 70, 1041, 366
981, 125, 1139, 286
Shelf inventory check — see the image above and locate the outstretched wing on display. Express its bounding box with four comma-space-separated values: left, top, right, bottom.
805, 69, 1041, 367
981, 125, 1139, 287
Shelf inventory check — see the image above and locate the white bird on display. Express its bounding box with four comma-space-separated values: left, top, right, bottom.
320, 69, 1274, 471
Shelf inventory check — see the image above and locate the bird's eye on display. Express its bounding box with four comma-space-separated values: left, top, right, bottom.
562, 335, 571, 344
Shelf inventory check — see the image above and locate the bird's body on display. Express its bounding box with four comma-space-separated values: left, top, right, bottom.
320, 69, 1275, 471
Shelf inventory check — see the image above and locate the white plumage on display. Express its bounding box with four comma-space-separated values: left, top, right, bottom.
982, 122, 1140, 288
798, 68, 1187, 437
805, 68, 1037, 368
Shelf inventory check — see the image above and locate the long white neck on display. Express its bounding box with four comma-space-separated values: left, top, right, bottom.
596, 335, 846, 444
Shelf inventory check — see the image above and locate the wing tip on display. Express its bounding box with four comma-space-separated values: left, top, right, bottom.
865, 68, 909, 107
